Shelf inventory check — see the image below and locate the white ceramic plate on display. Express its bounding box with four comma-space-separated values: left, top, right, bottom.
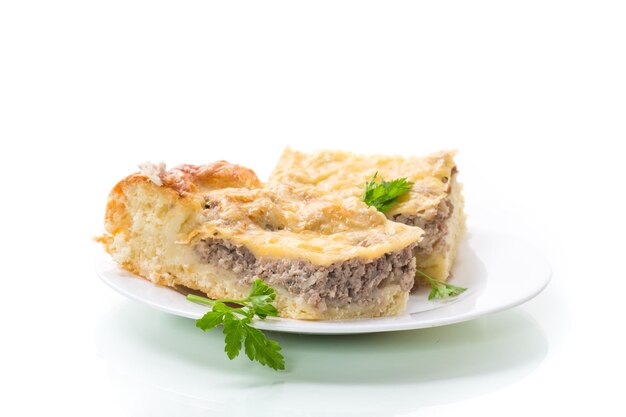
95, 226, 551, 334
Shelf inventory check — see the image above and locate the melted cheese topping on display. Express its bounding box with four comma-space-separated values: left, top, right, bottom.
270, 148, 458, 220
186, 185, 423, 266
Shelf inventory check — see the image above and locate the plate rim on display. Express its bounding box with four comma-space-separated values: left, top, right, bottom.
95, 229, 552, 335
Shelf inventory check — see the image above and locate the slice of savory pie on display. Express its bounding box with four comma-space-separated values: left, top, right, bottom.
270, 148, 466, 285
98, 161, 423, 320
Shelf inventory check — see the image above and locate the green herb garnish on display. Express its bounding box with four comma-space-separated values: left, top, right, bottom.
187, 279, 285, 370
416, 269, 467, 300
362, 172, 413, 213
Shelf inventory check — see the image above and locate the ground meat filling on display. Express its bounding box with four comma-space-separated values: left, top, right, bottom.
194, 239, 417, 309
392, 199, 453, 256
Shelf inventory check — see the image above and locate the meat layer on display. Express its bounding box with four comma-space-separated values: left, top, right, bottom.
194, 238, 416, 310
391, 199, 453, 256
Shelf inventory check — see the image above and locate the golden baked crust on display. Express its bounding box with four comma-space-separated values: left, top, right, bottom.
160, 162, 262, 196
100, 161, 261, 246
99, 161, 423, 320
270, 148, 465, 282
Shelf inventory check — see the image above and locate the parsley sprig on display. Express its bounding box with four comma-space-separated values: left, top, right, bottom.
362, 173, 413, 213
187, 279, 285, 370
416, 269, 467, 300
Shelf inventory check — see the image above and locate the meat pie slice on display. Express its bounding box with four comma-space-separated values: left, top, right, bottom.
270, 149, 466, 285
98, 162, 423, 320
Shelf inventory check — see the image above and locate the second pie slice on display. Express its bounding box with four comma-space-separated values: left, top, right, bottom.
270, 148, 466, 285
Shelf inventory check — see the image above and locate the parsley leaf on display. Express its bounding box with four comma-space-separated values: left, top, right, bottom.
187, 279, 285, 370
223, 313, 247, 359
416, 269, 468, 300
195, 310, 226, 331
245, 326, 284, 370
362, 173, 413, 213
247, 279, 279, 319
249, 278, 277, 299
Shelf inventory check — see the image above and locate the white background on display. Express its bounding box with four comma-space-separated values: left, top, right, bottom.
1, 1, 625, 416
